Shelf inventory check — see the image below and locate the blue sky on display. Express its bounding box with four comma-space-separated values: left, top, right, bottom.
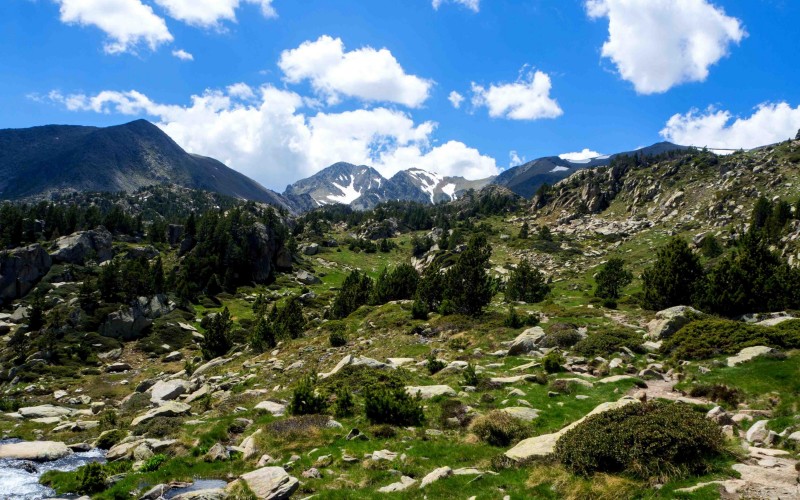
1, 0, 799, 190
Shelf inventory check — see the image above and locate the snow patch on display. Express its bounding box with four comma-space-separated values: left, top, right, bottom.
408, 168, 443, 203
327, 176, 363, 204
441, 183, 456, 200
550, 166, 569, 172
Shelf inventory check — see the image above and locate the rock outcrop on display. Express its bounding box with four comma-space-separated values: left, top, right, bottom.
0, 440, 72, 461
100, 295, 176, 340
0, 243, 52, 304
50, 227, 113, 264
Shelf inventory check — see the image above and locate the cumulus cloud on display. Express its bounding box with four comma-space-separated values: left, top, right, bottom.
54, 0, 173, 54
172, 49, 194, 61
471, 70, 563, 120
660, 102, 800, 149
586, 0, 745, 94
432, 0, 480, 12
509, 151, 526, 167
559, 148, 602, 161
278, 35, 433, 108
153, 0, 276, 28
448, 91, 464, 109
46, 84, 499, 189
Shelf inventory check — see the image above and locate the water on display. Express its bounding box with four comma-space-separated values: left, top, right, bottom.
0, 439, 106, 500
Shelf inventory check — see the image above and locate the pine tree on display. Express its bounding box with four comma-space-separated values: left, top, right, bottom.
250, 316, 276, 352
150, 257, 165, 294
99, 260, 120, 303
201, 307, 233, 360
443, 233, 493, 316
28, 290, 45, 331
505, 259, 550, 303
331, 270, 373, 319
594, 257, 633, 300
641, 237, 704, 310
519, 221, 529, 240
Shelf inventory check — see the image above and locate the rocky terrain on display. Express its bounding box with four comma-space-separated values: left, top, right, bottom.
0, 136, 800, 499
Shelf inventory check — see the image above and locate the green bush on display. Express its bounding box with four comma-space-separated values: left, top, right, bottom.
426, 352, 446, 375
364, 385, 424, 426
641, 237, 704, 310
542, 351, 564, 374
688, 384, 743, 408
505, 259, 550, 303
140, 454, 168, 472
470, 410, 531, 446
594, 257, 633, 300
77, 462, 106, 495
95, 429, 126, 450
539, 325, 582, 349
411, 298, 429, 320
462, 363, 482, 387
555, 402, 725, 481
662, 318, 800, 360
333, 388, 355, 418
573, 328, 643, 357
289, 375, 328, 415
329, 330, 347, 347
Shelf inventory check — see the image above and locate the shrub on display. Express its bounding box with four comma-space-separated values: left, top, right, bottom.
371, 264, 419, 305
470, 411, 531, 446
555, 402, 725, 481
329, 325, 347, 347
539, 325, 582, 349
661, 318, 800, 360
426, 352, 446, 375
331, 270, 373, 319
411, 298, 429, 320
440, 399, 472, 428
201, 307, 232, 360
76, 462, 106, 495
462, 363, 482, 387
95, 429, 126, 450
573, 329, 643, 357
594, 257, 633, 300
542, 352, 564, 374
641, 237, 704, 310
133, 416, 181, 438
505, 259, 550, 303
333, 388, 355, 418
442, 233, 494, 316
364, 385, 424, 426
289, 375, 327, 415
250, 316, 277, 352
688, 384, 743, 408
140, 454, 168, 472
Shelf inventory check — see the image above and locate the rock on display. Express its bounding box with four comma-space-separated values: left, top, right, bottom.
419, 466, 453, 488
378, 476, 417, 492
727, 346, 779, 367
100, 295, 176, 340
254, 401, 286, 416
301, 467, 322, 479
746, 420, 770, 443
318, 355, 392, 379
0, 244, 52, 304
499, 407, 540, 422
18, 404, 73, 419
171, 489, 227, 500
646, 306, 703, 340
597, 375, 638, 384
150, 379, 191, 404
193, 357, 230, 376
387, 357, 415, 367
296, 270, 321, 285
131, 402, 191, 426
185, 384, 212, 403
371, 449, 397, 461
105, 362, 132, 373
507, 327, 546, 355
301, 243, 319, 256
707, 406, 734, 426
505, 397, 639, 461
50, 227, 112, 265
405, 385, 456, 400
240, 430, 261, 460
275, 247, 293, 270
204, 443, 229, 462
0, 440, 71, 461
345, 428, 368, 441
163, 351, 183, 362
230, 466, 299, 500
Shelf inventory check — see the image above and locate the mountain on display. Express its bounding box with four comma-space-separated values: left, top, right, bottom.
493, 142, 688, 198
283, 163, 495, 211
0, 119, 291, 210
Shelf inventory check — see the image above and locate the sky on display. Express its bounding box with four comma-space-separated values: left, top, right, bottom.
1, 0, 799, 191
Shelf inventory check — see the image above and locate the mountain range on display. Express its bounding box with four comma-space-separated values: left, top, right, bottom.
0, 119, 691, 212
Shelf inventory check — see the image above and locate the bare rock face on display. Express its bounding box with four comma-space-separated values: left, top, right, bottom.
228, 466, 299, 499
0, 243, 52, 304
100, 294, 176, 340
50, 227, 112, 264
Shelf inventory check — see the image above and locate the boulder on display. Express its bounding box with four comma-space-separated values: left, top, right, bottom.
378, 476, 417, 493
50, 227, 112, 264
18, 404, 73, 419
499, 407, 540, 422
163, 351, 183, 362
296, 270, 321, 285
0, 244, 52, 304
150, 379, 191, 404
507, 327, 546, 356
204, 443, 229, 462
746, 420, 770, 443
419, 466, 452, 488
171, 489, 227, 500
100, 295, 176, 340
646, 306, 703, 340
301, 243, 319, 256
505, 397, 638, 461
405, 385, 456, 400
230, 466, 299, 500
105, 362, 132, 373
319, 355, 393, 379
131, 401, 191, 426
727, 346, 779, 367
0, 440, 71, 461
254, 401, 286, 416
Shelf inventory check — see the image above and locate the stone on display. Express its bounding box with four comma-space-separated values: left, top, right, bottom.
296, 270, 321, 285
171, 488, 228, 500
405, 385, 456, 400
18, 404, 73, 419
185, 385, 212, 403
100, 295, 176, 340
507, 327, 546, 355
646, 306, 703, 340
505, 397, 639, 461
378, 476, 417, 492
0, 243, 52, 304
105, 362, 132, 373
318, 355, 392, 379
240, 430, 262, 461
150, 379, 191, 404
131, 401, 191, 426
499, 407, 540, 422
301, 467, 322, 479
387, 357, 415, 367
707, 406, 734, 426
419, 466, 452, 488
727, 346, 779, 367
597, 375, 638, 384
301, 243, 319, 256
50, 227, 113, 265
231, 466, 299, 500
193, 357, 230, 376
205, 443, 229, 462
746, 420, 770, 443
0, 440, 71, 461
163, 351, 183, 362
254, 401, 287, 416
371, 449, 398, 461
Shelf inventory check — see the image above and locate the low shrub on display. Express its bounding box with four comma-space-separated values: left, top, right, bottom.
542, 351, 565, 374
462, 363, 483, 387
555, 401, 725, 482
133, 416, 182, 438
539, 325, 582, 349
426, 353, 446, 375
267, 415, 330, 438
140, 454, 168, 472
329, 330, 347, 348
470, 411, 531, 446
95, 429, 126, 450
688, 384, 743, 408
289, 375, 327, 415
573, 328, 643, 357
77, 462, 106, 495
439, 399, 472, 428
364, 386, 424, 426
662, 319, 800, 360
333, 388, 355, 418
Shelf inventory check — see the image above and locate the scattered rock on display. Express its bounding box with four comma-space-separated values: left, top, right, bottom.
378, 476, 416, 492
507, 327, 546, 355
50, 227, 113, 264
0, 440, 71, 461
727, 346, 779, 367
131, 401, 191, 426
419, 466, 452, 488
229, 466, 299, 500
405, 385, 456, 400
254, 401, 286, 416
646, 306, 703, 340
150, 379, 191, 404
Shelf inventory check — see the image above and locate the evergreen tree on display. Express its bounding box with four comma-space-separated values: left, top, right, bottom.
99, 260, 120, 303
371, 263, 419, 305
505, 259, 550, 303
79, 277, 98, 313
28, 290, 45, 331
641, 237, 704, 310
414, 262, 445, 313
518, 221, 529, 240
150, 257, 165, 294
331, 270, 373, 319
205, 274, 222, 297
273, 296, 305, 339
201, 307, 233, 360
250, 316, 276, 352
594, 257, 633, 300
443, 233, 493, 316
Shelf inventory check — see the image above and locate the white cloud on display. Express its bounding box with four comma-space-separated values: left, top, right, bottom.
55, 0, 173, 54
448, 91, 464, 109
278, 35, 433, 108
509, 150, 526, 167
432, 0, 480, 12
660, 102, 800, 149
471, 70, 563, 121
47, 84, 499, 189
172, 49, 194, 61
153, 0, 276, 28
586, 0, 745, 94
559, 148, 602, 161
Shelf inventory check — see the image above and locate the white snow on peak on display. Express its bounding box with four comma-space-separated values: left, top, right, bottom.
407, 168, 443, 203
550, 166, 570, 172
441, 183, 456, 200
327, 175, 363, 204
